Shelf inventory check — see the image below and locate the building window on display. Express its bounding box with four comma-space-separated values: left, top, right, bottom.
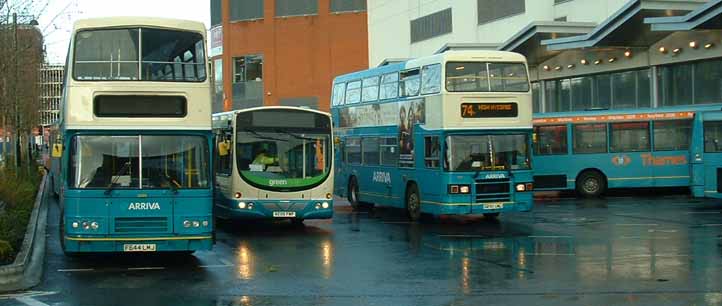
659, 58, 722, 107
211, 0, 222, 26
233, 55, 263, 83
534, 125, 568, 155
410, 8, 452, 43
654, 120, 691, 151
279, 97, 319, 109
542, 68, 651, 113
477, 0, 525, 25
231, 0, 264, 21
532, 82, 541, 113
330, 0, 366, 13
610, 122, 650, 153
573, 124, 607, 154
276, 0, 318, 17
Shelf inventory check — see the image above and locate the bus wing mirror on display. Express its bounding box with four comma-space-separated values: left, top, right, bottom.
52, 144, 63, 158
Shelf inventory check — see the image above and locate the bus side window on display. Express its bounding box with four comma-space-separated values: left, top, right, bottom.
534, 125, 568, 155
424, 136, 440, 168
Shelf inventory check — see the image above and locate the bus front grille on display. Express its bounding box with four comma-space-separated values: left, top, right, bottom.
475, 179, 511, 203
262, 203, 307, 211
115, 217, 168, 233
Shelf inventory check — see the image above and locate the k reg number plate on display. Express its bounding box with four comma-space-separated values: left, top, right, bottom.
483, 203, 504, 210
123, 244, 157, 252
273, 211, 296, 218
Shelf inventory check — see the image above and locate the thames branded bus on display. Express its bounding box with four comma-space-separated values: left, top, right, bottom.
212, 107, 334, 224
532, 104, 722, 198
331, 50, 534, 220
49, 17, 213, 254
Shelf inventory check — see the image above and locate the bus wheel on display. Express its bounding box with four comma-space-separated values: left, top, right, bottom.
406, 184, 421, 222
576, 171, 606, 198
348, 177, 361, 210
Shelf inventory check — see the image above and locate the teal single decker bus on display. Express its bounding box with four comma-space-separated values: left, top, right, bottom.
331, 50, 535, 220
532, 104, 722, 198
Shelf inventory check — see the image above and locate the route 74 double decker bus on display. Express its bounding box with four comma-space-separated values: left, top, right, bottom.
532, 104, 722, 198
49, 17, 213, 254
331, 50, 534, 220
212, 107, 334, 224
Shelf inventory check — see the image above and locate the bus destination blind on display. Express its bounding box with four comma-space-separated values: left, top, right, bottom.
461, 103, 518, 118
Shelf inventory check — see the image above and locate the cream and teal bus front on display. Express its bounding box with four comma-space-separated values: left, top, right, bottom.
52, 17, 214, 253
214, 107, 334, 221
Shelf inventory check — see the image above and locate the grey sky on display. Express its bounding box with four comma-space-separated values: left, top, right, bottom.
37, 0, 211, 63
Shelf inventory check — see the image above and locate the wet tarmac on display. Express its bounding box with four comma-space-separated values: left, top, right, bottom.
3, 193, 722, 305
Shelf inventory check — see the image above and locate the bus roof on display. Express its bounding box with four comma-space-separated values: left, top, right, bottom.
73, 17, 206, 34
333, 50, 526, 84
213, 106, 332, 118
534, 103, 722, 120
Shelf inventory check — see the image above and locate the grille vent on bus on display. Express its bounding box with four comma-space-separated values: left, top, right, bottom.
115, 217, 168, 233
475, 178, 511, 203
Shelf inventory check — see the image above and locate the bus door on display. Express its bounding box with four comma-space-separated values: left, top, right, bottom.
650, 120, 693, 188
700, 113, 722, 198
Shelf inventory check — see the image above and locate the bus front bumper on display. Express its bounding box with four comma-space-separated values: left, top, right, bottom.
62, 235, 213, 252
422, 194, 533, 216
215, 198, 333, 220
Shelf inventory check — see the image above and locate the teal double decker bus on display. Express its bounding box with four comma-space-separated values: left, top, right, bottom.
49, 17, 213, 254
331, 50, 534, 220
532, 104, 722, 198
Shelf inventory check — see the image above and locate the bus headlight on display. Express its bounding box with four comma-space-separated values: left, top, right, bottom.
202, 220, 209, 227
90, 221, 99, 230
326, 193, 332, 199
71, 221, 79, 229
238, 202, 247, 209
315, 202, 321, 209
183, 220, 192, 228
247, 203, 254, 209
192, 221, 200, 228
516, 184, 526, 192
449, 185, 471, 194
82, 221, 90, 230
322, 202, 329, 209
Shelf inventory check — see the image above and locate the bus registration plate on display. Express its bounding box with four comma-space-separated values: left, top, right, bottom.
483, 203, 504, 210
273, 211, 296, 218
123, 244, 156, 252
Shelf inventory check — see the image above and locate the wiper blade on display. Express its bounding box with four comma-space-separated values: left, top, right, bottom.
164, 174, 181, 194
239, 128, 287, 142
273, 129, 317, 141
105, 161, 131, 195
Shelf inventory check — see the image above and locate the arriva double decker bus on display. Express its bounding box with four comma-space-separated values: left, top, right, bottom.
331, 50, 534, 220
532, 104, 722, 198
49, 17, 213, 254
212, 107, 334, 224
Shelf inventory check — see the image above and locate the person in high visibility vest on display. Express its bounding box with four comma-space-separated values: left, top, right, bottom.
252, 144, 277, 169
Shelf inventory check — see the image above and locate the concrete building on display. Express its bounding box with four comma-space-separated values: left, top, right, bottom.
210, 0, 369, 112
368, 0, 722, 113
39, 64, 63, 127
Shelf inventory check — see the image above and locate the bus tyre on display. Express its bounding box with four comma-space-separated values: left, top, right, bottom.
406, 184, 421, 222
348, 177, 361, 210
576, 171, 606, 198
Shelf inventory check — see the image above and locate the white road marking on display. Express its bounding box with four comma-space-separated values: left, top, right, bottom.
0, 291, 56, 300
438, 235, 488, 238
57, 268, 94, 272
382, 221, 413, 224
686, 211, 720, 214
522, 252, 575, 256
198, 264, 233, 268
527, 235, 573, 239
703, 224, 722, 227
15, 297, 49, 306
127, 267, 165, 271
615, 223, 659, 226
219, 258, 233, 266
648, 229, 677, 233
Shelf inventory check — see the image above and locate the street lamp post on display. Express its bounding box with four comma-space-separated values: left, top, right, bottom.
12, 12, 19, 169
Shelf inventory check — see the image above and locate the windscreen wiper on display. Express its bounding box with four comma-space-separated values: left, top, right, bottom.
104, 161, 131, 195
274, 128, 318, 141
164, 174, 181, 194
239, 128, 287, 142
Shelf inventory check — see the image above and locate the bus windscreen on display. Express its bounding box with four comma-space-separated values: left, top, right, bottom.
446, 62, 529, 92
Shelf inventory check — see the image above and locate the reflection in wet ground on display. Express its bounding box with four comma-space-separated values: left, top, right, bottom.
6, 195, 722, 306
